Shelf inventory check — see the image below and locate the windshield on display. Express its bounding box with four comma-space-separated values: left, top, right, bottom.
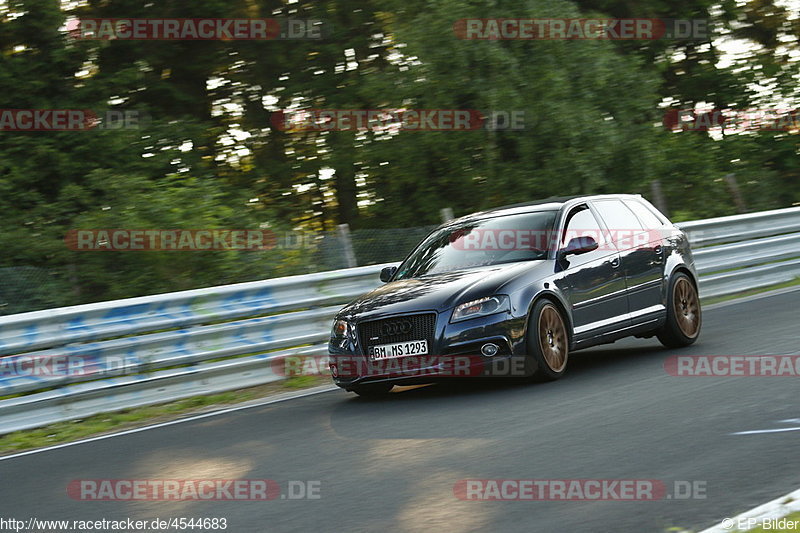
394, 211, 558, 280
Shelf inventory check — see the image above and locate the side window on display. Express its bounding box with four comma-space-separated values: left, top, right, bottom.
625, 200, 666, 229
592, 200, 643, 232
562, 205, 604, 247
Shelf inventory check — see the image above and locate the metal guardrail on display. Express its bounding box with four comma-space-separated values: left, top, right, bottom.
691, 233, 800, 275
1, 208, 799, 434
0, 264, 385, 357
676, 207, 800, 298
676, 206, 800, 247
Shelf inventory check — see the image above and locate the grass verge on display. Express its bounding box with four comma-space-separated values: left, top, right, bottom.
702, 277, 800, 306
0, 375, 332, 456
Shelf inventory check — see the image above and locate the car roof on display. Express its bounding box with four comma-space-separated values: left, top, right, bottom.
447, 194, 645, 225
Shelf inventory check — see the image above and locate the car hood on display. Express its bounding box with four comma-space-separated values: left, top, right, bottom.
339, 260, 551, 319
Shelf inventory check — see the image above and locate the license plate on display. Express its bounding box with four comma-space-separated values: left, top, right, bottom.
369, 340, 428, 360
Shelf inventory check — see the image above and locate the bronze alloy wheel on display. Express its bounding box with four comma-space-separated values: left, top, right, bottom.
673, 277, 700, 338
538, 303, 568, 373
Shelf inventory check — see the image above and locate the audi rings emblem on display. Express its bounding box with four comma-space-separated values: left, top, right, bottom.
381, 319, 413, 336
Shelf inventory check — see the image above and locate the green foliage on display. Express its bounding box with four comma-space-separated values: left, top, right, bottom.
0, 0, 798, 313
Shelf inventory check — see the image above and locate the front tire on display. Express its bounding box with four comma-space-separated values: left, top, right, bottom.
525, 299, 569, 381
657, 272, 701, 348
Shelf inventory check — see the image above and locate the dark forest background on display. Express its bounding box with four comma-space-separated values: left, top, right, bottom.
1, 0, 798, 312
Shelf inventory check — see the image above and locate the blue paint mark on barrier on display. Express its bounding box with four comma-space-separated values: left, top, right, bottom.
102, 303, 154, 324
24, 323, 38, 343
67, 315, 86, 332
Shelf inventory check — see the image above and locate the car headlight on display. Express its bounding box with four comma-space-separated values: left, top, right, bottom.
331, 319, 349, 338
451, 295, 511, 323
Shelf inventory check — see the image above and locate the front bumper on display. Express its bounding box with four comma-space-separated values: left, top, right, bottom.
328, 310, 529, 390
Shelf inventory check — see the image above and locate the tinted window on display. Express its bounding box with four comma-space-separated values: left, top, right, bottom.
395, 211, 557, 279
562, 205, 604, 247
593, 200, 643, 231
625, 200, 667, 228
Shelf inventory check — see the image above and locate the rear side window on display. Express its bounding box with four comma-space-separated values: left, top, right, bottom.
625, 200, 667, 229
592, 200, 643, 232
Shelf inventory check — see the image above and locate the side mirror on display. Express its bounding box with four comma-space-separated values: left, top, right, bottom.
563, 236, 598, 256
380, 266, 398, 283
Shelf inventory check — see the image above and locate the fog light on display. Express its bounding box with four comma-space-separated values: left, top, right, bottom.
330, 363, 338, 377
481, 343, 500, 357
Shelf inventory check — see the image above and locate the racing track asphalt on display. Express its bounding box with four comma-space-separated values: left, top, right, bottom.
1, 289, 798, 533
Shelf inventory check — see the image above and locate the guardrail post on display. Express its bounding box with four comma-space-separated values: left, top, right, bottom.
650, 180, 668, 216
337, 224, 357, 268
724, 173, 747, 213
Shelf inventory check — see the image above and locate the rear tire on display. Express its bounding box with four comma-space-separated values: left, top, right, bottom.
525, 299, 570, 381
351, 383, 393, 396
657, 272, 701, 348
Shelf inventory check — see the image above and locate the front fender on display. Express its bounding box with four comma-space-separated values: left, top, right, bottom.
509, 277, 574, 352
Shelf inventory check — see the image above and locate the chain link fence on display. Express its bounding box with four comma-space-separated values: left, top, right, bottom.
0, 267, 74, 316
0, 225, 439, 316
315, 225, 437, 270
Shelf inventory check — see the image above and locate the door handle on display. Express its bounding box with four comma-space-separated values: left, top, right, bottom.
608, 257, 620, 268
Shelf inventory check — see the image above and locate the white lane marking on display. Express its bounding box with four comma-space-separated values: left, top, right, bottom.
0, 385, 339, 462
732, 427, 800, 435
731, 419, 800, 436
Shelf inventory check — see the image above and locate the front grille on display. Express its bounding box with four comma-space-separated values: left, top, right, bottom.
358, 313, 437, 355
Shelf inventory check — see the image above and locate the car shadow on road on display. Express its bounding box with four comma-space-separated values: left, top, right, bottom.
344, 340, 671, 404
325, 341, 676, 439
